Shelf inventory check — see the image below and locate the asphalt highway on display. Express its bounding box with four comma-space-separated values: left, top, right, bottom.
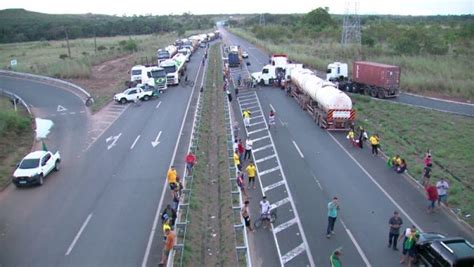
221, 27, 474, 266
0, 47, 206, 266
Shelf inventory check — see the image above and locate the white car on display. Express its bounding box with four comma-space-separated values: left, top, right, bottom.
113, 87, 154, 104
12, 150, 61, 187
242, 51, 249, 58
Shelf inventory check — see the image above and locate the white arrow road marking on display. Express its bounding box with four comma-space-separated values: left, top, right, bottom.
151, 131, 162, 147
57, 105, 67, 112
106, 133, 122, 150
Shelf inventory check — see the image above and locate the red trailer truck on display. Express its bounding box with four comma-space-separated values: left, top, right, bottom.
326, 61, 401, 98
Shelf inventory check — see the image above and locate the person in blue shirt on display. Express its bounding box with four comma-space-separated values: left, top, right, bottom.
327, 197, 340, 238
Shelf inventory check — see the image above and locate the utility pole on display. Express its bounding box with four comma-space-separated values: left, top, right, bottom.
64, 27, 71, 58
259, 14, 266, 27
341, 1, 361, 46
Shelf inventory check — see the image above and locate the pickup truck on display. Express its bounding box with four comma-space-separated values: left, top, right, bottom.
113, 86, 155, 104
12, 150, 61, 187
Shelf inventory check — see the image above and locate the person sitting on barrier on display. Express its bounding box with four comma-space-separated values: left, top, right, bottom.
161, 204, 177, 226
185, 152, 197, 175
172, 186, 180, 210
388, 154, 401, 169
167, 166, 178, 196
160, 227, 176, 266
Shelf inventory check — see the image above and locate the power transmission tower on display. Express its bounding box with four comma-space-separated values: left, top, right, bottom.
259, 14, 265, 27
341, 1, 361, 45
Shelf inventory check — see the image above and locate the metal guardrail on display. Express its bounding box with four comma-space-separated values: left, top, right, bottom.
0, 70, 93, 106
0, 88, 32, 116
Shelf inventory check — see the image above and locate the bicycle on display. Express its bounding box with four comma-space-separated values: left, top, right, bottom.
253, 209, 277, 229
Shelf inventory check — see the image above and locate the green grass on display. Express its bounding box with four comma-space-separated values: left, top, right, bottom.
0, 97, 33, 188
230, 28, 474, 101
352, 94, 474, 224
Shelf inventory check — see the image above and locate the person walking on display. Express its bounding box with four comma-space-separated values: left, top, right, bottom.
243, 109, 251, 128
246, 161, 257, 189
426, 182, 438, 213
244, 138, 253, 161
388, 211, 403, 250
260, 196, 271, 230
347, 128, 356, 147
241, 200, 254, 232
329, 248, 342, 267
159, 228, 176, 266
357, 127, 367, 149
369, 133, 380, 156
233, 149, 242, 171
268, 110, 276, 129
326, 197, 340, 238
436, 178, 449, 207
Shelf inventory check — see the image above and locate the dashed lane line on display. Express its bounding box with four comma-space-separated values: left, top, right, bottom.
292, 140, 305, 158
65, 213, 93, 256
130, 135, 141, 150
340, 219, 371, 267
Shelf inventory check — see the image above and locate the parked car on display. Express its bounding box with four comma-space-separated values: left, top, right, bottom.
415, 232, 474, 266
12, 150, 61, 187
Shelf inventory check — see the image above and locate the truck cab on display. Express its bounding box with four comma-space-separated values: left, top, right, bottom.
326, 62, 349, 82
149, 66, 167, 91
130, 65, 151, 85
252, 65, 286, 86
160, 54, 186, 86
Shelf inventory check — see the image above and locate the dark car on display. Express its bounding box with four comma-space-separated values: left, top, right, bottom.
415, 232, 474, 267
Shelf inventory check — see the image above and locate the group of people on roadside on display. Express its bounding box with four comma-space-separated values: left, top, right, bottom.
159, 151, 197, 265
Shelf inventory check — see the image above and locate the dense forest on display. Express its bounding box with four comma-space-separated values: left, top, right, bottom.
0, 9, 215, 43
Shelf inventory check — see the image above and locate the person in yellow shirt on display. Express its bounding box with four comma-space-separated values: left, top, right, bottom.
234, 149, 242, 171
167, 166, 177, 190
347, 128, 356, 147
369, 134, 380, 156
246, 161, 257, 189
243, 110, 251, 128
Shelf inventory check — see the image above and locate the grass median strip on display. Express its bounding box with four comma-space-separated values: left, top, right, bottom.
352, 95, 474, 224
182, 44, 238, 266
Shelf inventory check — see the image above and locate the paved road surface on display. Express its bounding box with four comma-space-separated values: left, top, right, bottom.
221, 27, 474, 266
0, 47, 206, 266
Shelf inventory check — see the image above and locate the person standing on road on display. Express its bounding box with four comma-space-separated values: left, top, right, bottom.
167, 166, 178, 192
268, 110, 276, 129
159, 228, 176, 266
347, 128, 356, 147
234, 149, 242, 171
237, 172, 248, 199
436, 178, 449, 207
399, 227, 419, 267
326, 197, 340, 238
243, 109, 251, 128
426, 182, 438, 213
260, 196, 272, 230
388, 211, 403, 250
244, 138, 253, 161
369, 133, 380, 156
357, 127, 367, 149
241, 200, 254, 232
237, 139, 245, 163
422, 163, 432, 186
329, 248, 342, 267
246, 161, 257, 189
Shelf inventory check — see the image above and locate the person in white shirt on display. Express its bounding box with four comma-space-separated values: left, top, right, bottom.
244, 138, 253, 161
260, 196, 271, 229
436, 178, 449, 207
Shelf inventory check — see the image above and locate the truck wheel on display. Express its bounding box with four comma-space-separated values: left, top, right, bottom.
54, 160, 60, 171
143, 95, 150, 101
259, 79, 265, 86
120, 98, 127, 104
378, 90, 386, 99
370, 88, 378, 98
364, 88, 370, 95
38, 174, 44, 186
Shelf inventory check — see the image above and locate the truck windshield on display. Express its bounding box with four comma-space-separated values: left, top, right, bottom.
158, 52, 170, 59
151, 69, 166, 78
19, 158, 40, 169
163, 65, 176, 74
131, 69, 142, 75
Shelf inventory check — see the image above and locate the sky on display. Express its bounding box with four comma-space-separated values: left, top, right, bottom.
0, 0, 472, 16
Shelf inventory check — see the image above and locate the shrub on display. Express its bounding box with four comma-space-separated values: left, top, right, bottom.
97, 45, 107, 51
59, 54, 68, 59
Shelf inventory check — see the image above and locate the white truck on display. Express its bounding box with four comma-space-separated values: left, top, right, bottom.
157, 45, 178, 64
251, 62, 302, 86
130, 65, 167, 90
178, 47, 192, 62
12, 150, 61, 187
160, 54, 187, 85
114, 86, 155, 104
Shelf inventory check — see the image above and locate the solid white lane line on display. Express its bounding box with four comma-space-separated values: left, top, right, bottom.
273, 218, 297, 234
270, 197, 290, 210
281, 243, 306, 264
251, 135, 270, 143
252, 144, 273, 153
340, 219, 371, 267
292, 140, 304, 158
255, 154, 277, 164
155, 101, 162, 109
269, 103, 276, 112
247, 128, 268, 135
142, 52, 204, 267
262, 180, 286, 193
328, 133, 422, 232
130, 135, 141, 150
259, 166, 280, 176
65, 213, 92, 256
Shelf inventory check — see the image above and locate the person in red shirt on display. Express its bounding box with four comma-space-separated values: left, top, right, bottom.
426, 183, 438, 213
185, 152, 197, 175
237, 139, 245, 163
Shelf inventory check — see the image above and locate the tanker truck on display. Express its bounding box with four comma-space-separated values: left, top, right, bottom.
326, 61, 400, 98
157, 45, 178, 64
289, 68, 355, 130
160, 53, 187, 86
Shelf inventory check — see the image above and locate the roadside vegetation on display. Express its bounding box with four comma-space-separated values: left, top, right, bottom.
0, 97, 33, 188
182, 44, 238, 266
229, 10, 474, 101
352, 95, 474, 224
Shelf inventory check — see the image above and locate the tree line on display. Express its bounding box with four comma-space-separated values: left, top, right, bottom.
0, 9, 215, 43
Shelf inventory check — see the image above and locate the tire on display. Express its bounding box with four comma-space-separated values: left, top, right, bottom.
143, 95, 150, 101
253, 218, 262, 229
38, 174, 44, 186
259, 79, 265, 86
370, 88, 378, 98
378, 89, 386, 99
344, 84, 351, 92
120, 98, 127, 104
54, 160, 60, 171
